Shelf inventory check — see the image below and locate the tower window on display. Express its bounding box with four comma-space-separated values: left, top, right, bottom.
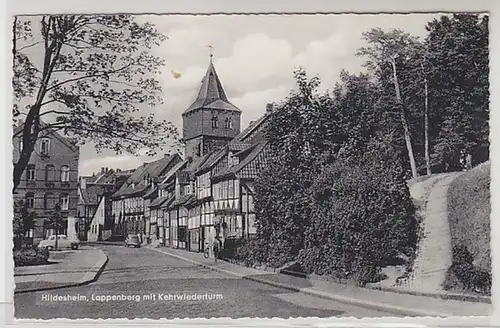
225, 118, 232, 129
211, 116, 218, 129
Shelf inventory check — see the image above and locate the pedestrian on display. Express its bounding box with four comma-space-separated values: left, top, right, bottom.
213, 236, 221, 263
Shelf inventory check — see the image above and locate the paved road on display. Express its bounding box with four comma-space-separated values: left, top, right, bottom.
14, 245, 397, 319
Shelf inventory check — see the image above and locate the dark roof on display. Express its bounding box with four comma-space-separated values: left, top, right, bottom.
170, 194, 197, 208
150, 195, 175, 209
159, 159, 187, 184
183, 61, 241, 115
112, 154, 181, 198
196, 149, 226, 174
229, 113, 270, 145
143, 187, 158, 199
229, 142, 252, 152
80, 185, 110, 205
212, 141, 269, 181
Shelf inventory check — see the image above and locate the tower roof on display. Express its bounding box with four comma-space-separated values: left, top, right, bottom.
183, 61, 241, 115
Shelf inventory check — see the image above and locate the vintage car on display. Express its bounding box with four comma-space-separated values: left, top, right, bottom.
124, 234, 141, 248
38, 235, 80, 250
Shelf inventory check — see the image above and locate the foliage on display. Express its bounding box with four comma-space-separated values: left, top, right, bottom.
443, 245, 491, 295
13, 247, 50, 267
13, 199, 37, 250
12, 15, 178, 192
425, 15, 489, 169
298, 136, 417, 285
447, 161, 490, 272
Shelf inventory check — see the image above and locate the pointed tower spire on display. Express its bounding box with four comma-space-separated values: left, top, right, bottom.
183, 52, 241, 115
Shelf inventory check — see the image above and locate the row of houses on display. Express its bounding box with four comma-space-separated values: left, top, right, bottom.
105, 57, 272, 251
13, 56, 274, 251
78, 57, 274, 252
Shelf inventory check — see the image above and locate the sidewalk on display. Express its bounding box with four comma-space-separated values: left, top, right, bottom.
14, 246, 108, 293
148, 246, 491, 317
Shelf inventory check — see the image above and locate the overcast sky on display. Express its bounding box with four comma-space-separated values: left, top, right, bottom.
63, 14, 441, 175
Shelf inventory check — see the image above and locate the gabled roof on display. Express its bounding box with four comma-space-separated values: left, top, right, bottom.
143, 186, 158, 199
183, 61, 241, 115
112, 154, 181, 198
212, 141, 269, 181
14, 119, 79, 153
80, 185, 111, 205
160, 160, 187, 184
230, 113, 270, 145
150, 195, 175, 209
170, 194, 197, 209
196, 149, 226, 174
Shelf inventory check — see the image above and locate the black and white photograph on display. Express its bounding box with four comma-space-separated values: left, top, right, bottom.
9, 10, 491, 320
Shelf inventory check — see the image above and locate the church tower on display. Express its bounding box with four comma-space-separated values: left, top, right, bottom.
182, 55, 241, 158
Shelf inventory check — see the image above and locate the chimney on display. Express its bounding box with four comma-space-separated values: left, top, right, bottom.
249, 120, 255, 126
266, 103, 274, 113
101, 167, 105, 174
105, 167, 109, 173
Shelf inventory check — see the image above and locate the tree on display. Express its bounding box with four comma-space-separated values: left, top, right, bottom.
13, 199, 37, 249
12, 15, 178, 192
421, 59, 431, 176
45, 203, 64, 250
424, 14, 489, 170
357, 28, 423, 179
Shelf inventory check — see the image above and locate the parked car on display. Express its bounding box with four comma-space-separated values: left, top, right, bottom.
125, 234, 141, 248
38, 235, 80, 250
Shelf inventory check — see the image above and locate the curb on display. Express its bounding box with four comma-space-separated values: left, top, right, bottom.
148, 247, 246, 278
147, 247, 443, 317
368, 285, 491, 304
14, 247, 109, 294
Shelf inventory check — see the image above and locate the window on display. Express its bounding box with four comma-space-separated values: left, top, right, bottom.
25, 192, 35, 209
45, 164, 55, 181
43, 192, 53, 210
211, 116, 218, 129
60, 194, 69, 210
40, 138, 50, 155
225, 118, 232, 129
18, 139, 23, 152
26, 164, 36, 181
61, 165, 70, 182
25, 229, 34, 238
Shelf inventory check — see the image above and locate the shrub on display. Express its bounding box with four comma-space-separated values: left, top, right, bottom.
452, 244, 474, 265
298, 137, 417, 285
444, 244, 492, 294
13, 247, 50, 267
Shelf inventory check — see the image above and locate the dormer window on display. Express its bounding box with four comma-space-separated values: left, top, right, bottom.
40, 137, 50, 156
211, 116, 218, 129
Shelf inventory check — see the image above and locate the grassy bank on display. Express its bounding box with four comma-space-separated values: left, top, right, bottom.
447, 161, 491, 272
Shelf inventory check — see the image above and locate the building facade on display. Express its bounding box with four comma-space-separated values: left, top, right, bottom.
13, 123, 80, 243
111, 154, 183, 240
77, 168, 131, 241
105, 57, 272, 252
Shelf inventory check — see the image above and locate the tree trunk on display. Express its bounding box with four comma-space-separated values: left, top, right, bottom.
12, 17, 64, 193
422, 62, 431, 176
391, 58, 418, 179
13, 108, 41, 193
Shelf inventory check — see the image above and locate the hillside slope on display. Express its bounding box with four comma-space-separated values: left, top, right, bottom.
447, 161, 491, 272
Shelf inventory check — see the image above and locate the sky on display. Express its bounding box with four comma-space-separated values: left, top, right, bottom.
19, 14, 442, 176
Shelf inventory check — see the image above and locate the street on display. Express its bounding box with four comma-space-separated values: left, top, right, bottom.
14, 245, 398, 319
